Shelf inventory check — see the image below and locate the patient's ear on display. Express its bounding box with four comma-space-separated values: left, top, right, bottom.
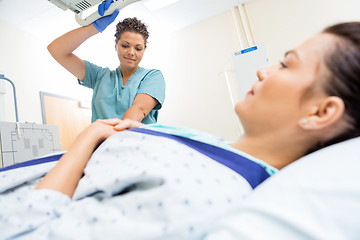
299, 96, 345, 130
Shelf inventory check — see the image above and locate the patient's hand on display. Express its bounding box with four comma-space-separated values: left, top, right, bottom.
96, 118, 144, 131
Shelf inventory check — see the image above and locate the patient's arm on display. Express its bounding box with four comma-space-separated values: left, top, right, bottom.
35, 121, 117, 198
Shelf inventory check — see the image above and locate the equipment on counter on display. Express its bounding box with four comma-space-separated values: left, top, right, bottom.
0, 121, 62, 168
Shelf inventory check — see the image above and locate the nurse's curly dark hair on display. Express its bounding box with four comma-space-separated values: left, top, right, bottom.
114, 17, 149, 47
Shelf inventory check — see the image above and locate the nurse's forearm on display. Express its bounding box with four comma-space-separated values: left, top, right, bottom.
48, 25, 98, 62
47, 24, 98, 81
123, 93, 158, 122
122, 106, 147, 122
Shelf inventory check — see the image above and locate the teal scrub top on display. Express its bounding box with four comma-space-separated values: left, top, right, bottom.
79, 60, 166, 124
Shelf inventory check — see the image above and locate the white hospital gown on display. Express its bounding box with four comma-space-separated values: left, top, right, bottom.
0, 126, 275, 240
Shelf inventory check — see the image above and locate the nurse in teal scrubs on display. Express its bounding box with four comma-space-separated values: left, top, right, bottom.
47, 0, 165, 124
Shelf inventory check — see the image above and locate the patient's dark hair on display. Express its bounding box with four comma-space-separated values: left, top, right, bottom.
114, 17, 149, 47
312, 22, 360, 152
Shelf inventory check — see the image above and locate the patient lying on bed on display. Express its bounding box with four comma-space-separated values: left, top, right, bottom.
2, 21, 360, 240
1, 122, 275, 239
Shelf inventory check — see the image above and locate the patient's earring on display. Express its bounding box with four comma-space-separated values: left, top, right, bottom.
300, 118, 309, 125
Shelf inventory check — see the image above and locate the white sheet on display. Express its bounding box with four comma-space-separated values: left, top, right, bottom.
203, 137, 360, 240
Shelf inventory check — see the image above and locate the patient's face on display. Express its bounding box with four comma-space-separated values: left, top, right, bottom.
235, 33, 334, 135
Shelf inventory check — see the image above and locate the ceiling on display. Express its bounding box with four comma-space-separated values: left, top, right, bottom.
0, 0, 252, 38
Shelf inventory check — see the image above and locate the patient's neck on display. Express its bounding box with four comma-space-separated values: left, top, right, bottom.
231, 134, 306, 170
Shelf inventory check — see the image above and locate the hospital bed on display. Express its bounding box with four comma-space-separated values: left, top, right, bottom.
0, 127, 359, 239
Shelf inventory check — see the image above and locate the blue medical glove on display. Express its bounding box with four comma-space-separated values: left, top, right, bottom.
98, 0, 113, 16
93, 0, 119, 33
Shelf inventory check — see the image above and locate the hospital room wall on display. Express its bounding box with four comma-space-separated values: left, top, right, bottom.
143, 11, 243, 141
0, 20, 93, 124
245, 0, 360, 65
0, 22, 43, 123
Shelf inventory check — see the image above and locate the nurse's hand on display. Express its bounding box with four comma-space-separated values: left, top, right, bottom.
96, 118, 144, 131
87, 121, 119, 143
93, 0, 119, 32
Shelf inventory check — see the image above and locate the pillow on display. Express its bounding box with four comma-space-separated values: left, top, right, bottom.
204, 137, 360, 240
